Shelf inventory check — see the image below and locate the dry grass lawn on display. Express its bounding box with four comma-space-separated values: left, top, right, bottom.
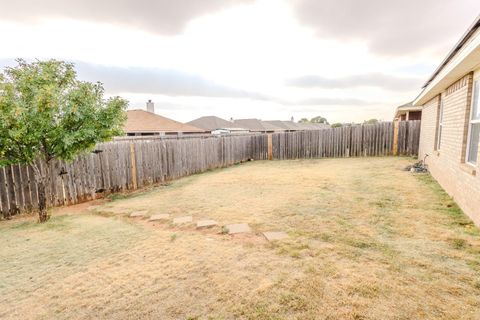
1, 157, 480, 319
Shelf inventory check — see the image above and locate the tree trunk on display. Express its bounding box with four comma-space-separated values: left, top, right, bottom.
37, 178, 48, 222
32, 162, 50, 223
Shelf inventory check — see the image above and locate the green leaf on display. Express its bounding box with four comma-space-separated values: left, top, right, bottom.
0, 59, 128, 166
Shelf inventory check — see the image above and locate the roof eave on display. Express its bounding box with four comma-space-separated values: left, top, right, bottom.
421, 15, 480, 89
414, 27, 480, 106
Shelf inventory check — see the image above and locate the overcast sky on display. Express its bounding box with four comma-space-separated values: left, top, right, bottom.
1, 0, 479, 123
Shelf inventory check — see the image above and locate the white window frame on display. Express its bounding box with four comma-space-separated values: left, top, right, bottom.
435, 98, 444, 151
466, 79, 480, 166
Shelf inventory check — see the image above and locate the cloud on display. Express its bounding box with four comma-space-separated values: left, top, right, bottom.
0, 0, 252, 35
272, 95, 373, 107
292, 97, 372, 106
0, 59, 379, 106
74, 62, 266, 99
287, 73, 423, 91
291, 0, 480, 55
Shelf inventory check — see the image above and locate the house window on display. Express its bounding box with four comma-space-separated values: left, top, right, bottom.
435, 99, 444, 151
466, 80, 480, 164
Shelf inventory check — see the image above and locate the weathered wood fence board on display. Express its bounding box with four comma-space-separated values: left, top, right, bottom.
271, 121, 405, 159
0, 121, 420, 218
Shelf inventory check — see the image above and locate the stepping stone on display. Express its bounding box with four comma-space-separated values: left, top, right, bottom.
225, 223, 251, 234
149, 214, 170, 221
129, 210, 148, 218
196, 220, 218, 229
173, 216, 193, 224
263, 231, 288, 241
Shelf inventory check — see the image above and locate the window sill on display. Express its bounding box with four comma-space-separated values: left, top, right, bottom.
460, 163, 477, 176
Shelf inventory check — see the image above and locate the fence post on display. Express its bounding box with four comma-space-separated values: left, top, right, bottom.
4, 123, 425, 218
267, 134, 273, 160
393, 121, 399, 156
129, 142, 138, 189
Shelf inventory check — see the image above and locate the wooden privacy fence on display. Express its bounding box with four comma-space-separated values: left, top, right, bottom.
0, 120, 420, 218
271, 120, 421, 159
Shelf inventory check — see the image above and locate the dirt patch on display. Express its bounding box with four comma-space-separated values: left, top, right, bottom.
1, 157, 479, 319
52, 198, 108, 216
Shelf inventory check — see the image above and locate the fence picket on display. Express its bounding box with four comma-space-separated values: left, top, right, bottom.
0, 121, 421, 218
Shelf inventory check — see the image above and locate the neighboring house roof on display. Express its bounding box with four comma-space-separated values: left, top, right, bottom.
297, 123, 316, 130
261, 121, 285, 131
186, 116, 239, 131
219, 127, 250, 132
262, 120, 330, 131
394, 102, 423, 120
313, 123, 331, 129
283, 121, 303, 130
296, 122, 330, 130
414, 14, 480, 105
233, 119, 263, 131
233, 119, 268, 131
264, 120, 289, 130
124, 110, 205, 133
264, 120, 301, 131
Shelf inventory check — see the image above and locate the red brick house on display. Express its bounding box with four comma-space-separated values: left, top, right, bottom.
414, 15, 480, 225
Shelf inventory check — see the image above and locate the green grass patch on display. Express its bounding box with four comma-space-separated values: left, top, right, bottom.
275, 241, 310, 259
279, 293, 308, 311
415, 173, 480, 236
449, 238, 467, 250
5, 215, 72, 232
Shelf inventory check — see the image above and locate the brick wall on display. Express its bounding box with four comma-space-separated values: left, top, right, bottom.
419, 73, 480, 225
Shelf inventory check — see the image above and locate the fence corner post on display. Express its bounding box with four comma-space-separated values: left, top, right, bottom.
393, 121, 399, 156
267, 134, 273, 160
129, 142, 138, 189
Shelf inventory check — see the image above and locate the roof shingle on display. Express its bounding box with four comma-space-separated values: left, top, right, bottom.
186, 116, 239, 131
124, 110, 205, 133
233, 119, 284, 132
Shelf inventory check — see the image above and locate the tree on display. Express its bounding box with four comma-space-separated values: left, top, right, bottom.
364, 118, 379, 125
0, 60, 127, 222
331, 123, 343, 128
298, 116, 329, 124
310, 116, 329, 124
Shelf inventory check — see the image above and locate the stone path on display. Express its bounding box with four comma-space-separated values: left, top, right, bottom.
129, 210, 148, 218
106, 207, 131, 214
197, 220, 218, 229
225, 223, 251, 234
173, 216, 193, 224
263, 231, 288, 241
149, 214, 170, 221
121, 208, 289, 242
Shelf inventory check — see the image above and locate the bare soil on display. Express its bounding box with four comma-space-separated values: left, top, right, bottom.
1, 157, 479, 319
